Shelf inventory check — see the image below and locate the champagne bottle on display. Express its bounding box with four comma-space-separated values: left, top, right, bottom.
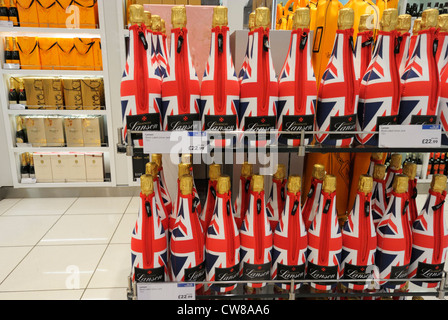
18, 79, 26, 106
403, 162, 419, 223
266, 164, 287, 231
367, 153, 384, 176
436, 14, 448, 74
353, 14, 374, 84
169, 162, 192, 236
0, 0, 8, 22
145, 161, 170, 233
396, 14, 412, 78
238, 11, 255, 82
8, 0, 19, 27
16, 116, 27, 144
439, 152, 446, 174
427, 152, 435, 179
8, 77, 18, 105
205, 175, 241, 293
20, 153, 29, 179
372, 164, 387, 227
4, 37, 12, 64
28, 153, 35, 179
234, 162, 253, 229
130, 174, 169, 283
151, 15, 169, 80
302, 163, 325, 230
416, 153, 423, 178
11, 37, 20, 65
151, 153, 172, 216
376, 174, 412, 290
409, 174, 448, 288
199, 164, 221, 231
385, 153, 403, 203
405, 18, 421, 69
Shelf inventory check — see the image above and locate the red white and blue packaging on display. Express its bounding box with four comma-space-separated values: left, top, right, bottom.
302, 164, 325, 230
266, 165, 287, 231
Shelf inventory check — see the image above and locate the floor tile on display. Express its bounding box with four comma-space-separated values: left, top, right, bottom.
0, 198, 22, 216
39, 214, 123, 246
125, 196, 139, 214
0, 216, 60, 246
0, 245, 107, 292
2, 198, 77, 216
81, 288, 128, 300
0, 246, 33, 283
66, 197, 132, 215
0, 290, 84, 300
87, 244, 131, 289
110, 213, 137, 244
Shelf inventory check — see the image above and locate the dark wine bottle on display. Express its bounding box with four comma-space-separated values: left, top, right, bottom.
8, 77, 18, 105
11, 37, 20, 65
28, 153, 35, 179
20, 153, 29, 179
8, 0, 18, 27
16, 116, 27, 144
0, 0, 9, 22
18, 80, 26, 106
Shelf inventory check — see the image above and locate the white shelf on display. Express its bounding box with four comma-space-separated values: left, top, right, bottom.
1, 69, 104, 77
14, 181, 114, 189
7, 109, 107, 116
0, 26, 102, 37
12, 146, 111, 153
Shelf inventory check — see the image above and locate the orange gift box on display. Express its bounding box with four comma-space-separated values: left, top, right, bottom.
75, 0, 98, 29
73, 38, 95, 70
57, 38, 77, 70
38, 37, 61, 70
91, 38, 102, 71
17, 36, 41, 69
56, 0, 77, 28
16, 0, 40, 27
36, 0, 59, 28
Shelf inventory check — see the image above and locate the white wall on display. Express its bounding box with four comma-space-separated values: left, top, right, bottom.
0, 101, 12, 187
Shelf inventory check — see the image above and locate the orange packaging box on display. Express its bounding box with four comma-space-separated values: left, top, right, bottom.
17, 36, 41, 70
36, 0, 59, 28
38, 38, 61, 70
73, 38, 95, 71
75, 0, 98, 29
57, 38, 77, 70
16, 0, 39, 27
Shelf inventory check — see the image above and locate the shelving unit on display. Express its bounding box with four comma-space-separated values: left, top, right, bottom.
0, 0, 116, 189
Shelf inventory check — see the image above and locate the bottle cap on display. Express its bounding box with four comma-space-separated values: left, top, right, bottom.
161, 18, 166, 34
438, 14, 448, 32
373, 164, 387, 180
20, 153, 27, 166
381, 8, 398, 31
151, 15, 162, 32
273, 164, 286, 180
250, 175, 264, 192
145, 161, 158, 179
144, 10, 152, 28
249, 11, 256, 31
371, 152, 383, 161
172, 5, 187, 29
292, 7, 310, 29
255, 7, 271, 29
413, 18, 422, 34
212, 6, 228, 28
217, 175, 231, 194
392, 174, 409, 194
397, 14, 412, 33
312, 164, 326, 180
151, 154, 162, 168
359, 14, 372, 32
323, 174, 337, 193
241, 162, 253, 178
181, 153, 192, 164
358, 174, 373, 194
431, 174, 447, 193
18, 79, 24, 90
29, 153, 34, 166
287, 175, 301, 193
338, 8, 354, 30
390, 153, 402, 169
180, 174, 193, 195
178, 163, 191, 179
9, 77, 15, 87
129, 4, 144, 26
422, 8, 439, 30
403, 162, 417, 180
209, 164, 221, 181
140, 174, 154, 195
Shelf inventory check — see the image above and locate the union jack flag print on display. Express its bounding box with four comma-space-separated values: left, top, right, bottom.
152, 30, 170, 79
266, 175, 287, 231
396, 30, 411, 78
302, 174, 324, 230
238, 30, 253, 82
316, 28, 358, 146
357, 30, 401, 146
436, 29, 448, 76
372, 173, 387, 228
438, 67, 448, 145
277, 28, 317, 146
131, 192, 169, 283
152, 173, 170, 233
121, 24, 162, 145
234, 174, 251, 229
205, 189, 241, 293
409, 186, 448, 288
199, 178, 218, 232
353, 29, 373, 83
157, 163, 172, 219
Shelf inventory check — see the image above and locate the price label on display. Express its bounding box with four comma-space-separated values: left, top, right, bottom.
136, 282, 195, 300
379, 125, 441, 148
143, 131, 208, 154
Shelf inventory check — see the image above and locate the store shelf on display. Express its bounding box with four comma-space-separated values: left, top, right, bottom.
12, 146, 111, 153
1, 69, 104, 77
14, 181, 114, 189
7, 109, 107, 116
0, 26, 102, 37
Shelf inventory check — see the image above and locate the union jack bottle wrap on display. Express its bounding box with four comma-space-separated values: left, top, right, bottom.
405, 18, 421, 69
306, 174, 343, 291
436, 15, 448, 75
353, 14, 373, 83
238, 12, 254, 83
146, 161, 170, 234
151, 15, 170, 80
316, 8, 358, 146
375, 174, 413, 290
302, 163, 325, 230
399, 8, 441, 126
409, 174, 448, 288
201, 6, 240, 146
266, 164, 287, 231
205, 175, 241, 293
234, 162, 253, 229
385, 153, 403, 204
367, 153, 384, 176
199, 164, 221, 232
170, 174, 205, 288
403, 162, 419, 224
372, 164, 387, 228
357, 9, 401, 146
439, 62, 448, 145
396, 14, 412, 78
152, 154, 172, 222
271, 176, 307, 291
161, 6, 201, 132
239, 7, 278, 147
277, 8, 317, 147
131, 174, 169, 283
239, 175, 273, 288
341, 175, 376, 291
121, 5, 162, 145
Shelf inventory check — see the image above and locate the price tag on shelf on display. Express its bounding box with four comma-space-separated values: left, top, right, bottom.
143, 131, 208, 154
379, 124, 441, 148
136, 282, 195, 300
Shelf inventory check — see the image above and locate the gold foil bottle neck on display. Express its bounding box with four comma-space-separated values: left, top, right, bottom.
20, 153, 27, 166
413, 18, 422, 34
358, 174, 373, 195
141, 174, 154, 196
212, 6, 228, 28
250, 175, 264, 192
172, 5, 187, 29
373, 164, 387, 180
422, 8, 439, 30
241, 162, 253, 178
217, 175, 231, 194
255, 7, 271, 29
312, 164, 326, 180
151, 15, 162, 32
273, 164, 286, 180
392, 174, 409, 194
359, 14, 372, 32
129, 4, 144, 26
431, 174, 447, 193
249, 12, 255, 31
371, 152, 383, 161
145, 162, 158, 179
390, 153, 402, 169
287, 175, 301, 193
151, 154, 162, 168
181, 153, 192, 164
178, 163, 191, 179
18, 79, 24, 90
144, 10, 152, 28
403, 162, 417, 180
439, 14, 448, 32
209, 164, 221, 181
380, 8, 398, 32
397, 14, 412, 33
338, 8, 354, 30
323, 175, 337, 193
161, 19, 166, 34
180, 174, 193, 196
292, 7, 310, 29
